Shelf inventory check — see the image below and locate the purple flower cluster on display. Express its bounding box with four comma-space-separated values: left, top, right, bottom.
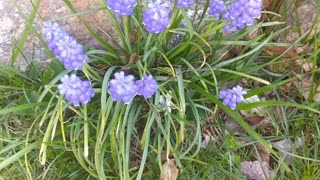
42, 22, 88, 70
143, 1, 171, 33
223, 0, 262, 31
218, 85, 247, 110
209, 0, 262, 31
108, 72, 158, 104
174, 0, 193, 9
106, 0, 137, 16
208, 0, 226, 19
58, 74, 95, 106
136, 75, 158, 99
108, 72, 138, 104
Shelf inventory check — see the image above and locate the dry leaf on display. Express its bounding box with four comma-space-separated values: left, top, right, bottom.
272, 137, 305, 166
246, 116, 265, 126
241, 161, 272, 180
265, 45, 308, 73
160, 159, 179, 180
261, 0, 274, 22
240, 95, 265, 116
272, 137, 305, 152
263, 0, 273, 10
254, 144, 270, 163
241, 142, 271, 163
265, 46, 305, 58
200, 133, 220, 149
292, 75, 320, 102
295, 59, 316, 72
201, 133, 212, 149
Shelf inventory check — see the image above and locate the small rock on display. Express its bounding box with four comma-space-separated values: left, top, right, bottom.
241, 160, 272, 180
279, 0, 320, 43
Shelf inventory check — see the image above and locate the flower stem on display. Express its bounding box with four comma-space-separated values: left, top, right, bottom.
123, 16, 133, 54
84, 104, 89, 159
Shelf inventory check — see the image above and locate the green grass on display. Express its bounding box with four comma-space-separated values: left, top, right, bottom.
1, 0, 320, 179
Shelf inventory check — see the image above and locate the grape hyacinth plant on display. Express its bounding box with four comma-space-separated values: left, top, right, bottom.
42, 22, 89, 70
29, 0, 280, 178
58, 74, 95, 106
218, 85, 247, 110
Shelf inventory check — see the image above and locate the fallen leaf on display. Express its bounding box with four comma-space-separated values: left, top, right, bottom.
225, 121, 241, 135
246, 116, 265, 126
272, 137, 305, 152
295, 59, 316, 72
292, 75, 320, 102
265, 45, 305, 58
255, 144, 270, 163
265, 45, 308, 73
241, 142, 271, 163
160, 159, 179, 180
261, 0, 273, 22
263, 0, 273, 10
200, 132, 220, 149
200, 133, 212, 149
129, 53, 137, 64
272, 137, 305, 166
241, 161, 272, 180
240, 95, 266, 116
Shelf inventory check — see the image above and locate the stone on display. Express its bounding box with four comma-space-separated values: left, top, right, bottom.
0, 0, 46, 70
279, 0, 320, 43
39, 0, 119, 49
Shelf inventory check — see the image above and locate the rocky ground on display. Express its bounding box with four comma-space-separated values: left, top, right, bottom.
0, 0, 45, 70
0, 0, 318, 70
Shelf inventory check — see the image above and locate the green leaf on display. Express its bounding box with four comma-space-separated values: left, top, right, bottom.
0, 103, 47, 116
11, 0, 41, 65
0, 143, 39, 170
238, 101, 320, 114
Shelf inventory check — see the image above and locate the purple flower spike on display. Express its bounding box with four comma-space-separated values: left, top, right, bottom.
222, 0, 263, 31
143, 1, 171, 33
42, 22, 89, 70
218, 85, 247, 110
136, 75, 158, 99
108, 71, 138, 104
58, 74, 95, 106
106, 0, 137, 16
54, 36, 88, 70
173, 0, 193, 9
208, 0, 226, 19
